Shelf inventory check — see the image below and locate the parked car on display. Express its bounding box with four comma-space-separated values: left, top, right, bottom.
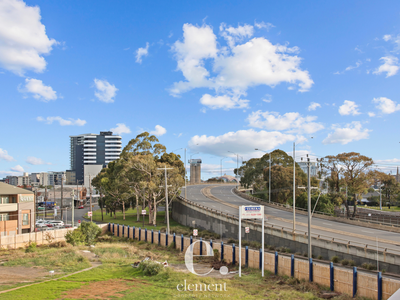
48, 220, 64, 227
78, 205, 84, 209
36, 222, 48, 228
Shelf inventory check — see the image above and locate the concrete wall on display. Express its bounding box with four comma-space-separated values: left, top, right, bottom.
172, 197, 400, 274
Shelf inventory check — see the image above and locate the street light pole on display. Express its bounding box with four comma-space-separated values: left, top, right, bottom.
184, 148, 187, 199
269, 152, 271, 203
293, 142, 296, 232
307, 157, 312, 260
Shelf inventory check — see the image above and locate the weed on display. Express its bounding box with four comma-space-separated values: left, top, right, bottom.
331, 256, 339, 263
348, 260, 356, 266
341, 259, 349, 266
138, 260, 164, 276
317, 255, 323, 260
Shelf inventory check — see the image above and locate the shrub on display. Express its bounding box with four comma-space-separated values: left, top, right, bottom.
317, 255, 323, 260
139, 260, 163, 276
213, 249, 219, 260
227, 238, 236, 244
341, 259, 349, 266
361, 263, 376, 270
331, 256, 339, 263
65, 229, 85, 246
49, 241, 67, 248
349, 260, 356, 266
25, 242, 37, 253
80, 222, 102, 245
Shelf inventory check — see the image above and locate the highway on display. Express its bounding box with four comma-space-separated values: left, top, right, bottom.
183, 184, 400, 255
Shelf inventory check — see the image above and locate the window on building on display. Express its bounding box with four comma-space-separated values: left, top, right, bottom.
0, 213, 10, 221
1, 196, 9, 204
23, 214, 29, 225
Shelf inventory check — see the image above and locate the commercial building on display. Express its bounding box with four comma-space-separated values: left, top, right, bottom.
69, 131, 122, 186
189, 159, 202, 184
0, 182, 35, 235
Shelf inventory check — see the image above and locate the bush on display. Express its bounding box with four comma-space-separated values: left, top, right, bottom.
65, 229, 85, 246
25, 242, 37, 253
49, 241, 67, 248
349, 260, 356, 266
80, 222, 102, 245
361, 263, 376, 270
331, 256, 339, 263
139, 260, 163, 276
317, 255, 323, 260
341, 259, 349, 266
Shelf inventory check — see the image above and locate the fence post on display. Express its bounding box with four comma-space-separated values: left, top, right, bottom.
190, 236, 193, 251
275, 251, 278, 275
158, 230, 161, 245
259, 249, 262, 270
200, 237, 203, 255
210, 239, 213, 249
117, 224, 119, 236
232, 244, 235, 265
221, 241, 224, 261
133, 226, 135, 239
127, 226, 130, 238
108, 223, 110, 232
139, 227, 141, 241
166, 232, 168, 246
330, 262, 334, 291
173, 233, 176, 248
353, 267, 357, 298
151, 229, 154, 244
245, 246, 249, 268
309, 258, 313, 282
378, 272, 382, 300
291, 254, 294, 277
112, 223, 114, 234
145, 228, 147, 242
181, 234, 184, 252
122, 225, 125, 236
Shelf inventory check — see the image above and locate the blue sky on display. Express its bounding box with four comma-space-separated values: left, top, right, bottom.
1, 0, 400, 179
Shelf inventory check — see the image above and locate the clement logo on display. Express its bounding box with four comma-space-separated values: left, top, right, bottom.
244, 207, 260, 211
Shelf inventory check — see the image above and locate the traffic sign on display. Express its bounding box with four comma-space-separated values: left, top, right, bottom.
141, 210, 146, 215
88, 211, 92, 217
193, 229, 198, 236
245, 227, 249, 233
78, 220, 81, 224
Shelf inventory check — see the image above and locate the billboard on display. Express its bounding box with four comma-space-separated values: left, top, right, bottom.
240, 205, 264, 219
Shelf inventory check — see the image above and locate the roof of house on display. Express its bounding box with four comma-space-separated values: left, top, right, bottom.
0, 182, 34, 195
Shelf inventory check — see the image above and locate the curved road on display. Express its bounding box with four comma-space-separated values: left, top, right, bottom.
183, 184, 400, 255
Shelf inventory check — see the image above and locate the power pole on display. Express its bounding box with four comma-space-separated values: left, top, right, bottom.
158, 166, 173, 235
71, 191, 75, 228
184, 148, 187, 199
307, 157, 312, 260
61, 178, 64, 221
269, 152, 271, 203
293, 142, 296, 232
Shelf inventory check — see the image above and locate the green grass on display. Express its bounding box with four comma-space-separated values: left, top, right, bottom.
358, 205, 400, 212
91, 207, 221, 239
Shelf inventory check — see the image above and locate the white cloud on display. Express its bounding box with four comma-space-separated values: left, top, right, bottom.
0, 0, 57, 75
372, 97, 400, 114
338, 100, 361, 116
247, 111, 324, 134
135, 42, 149, 63
373, 56, 399, 77
188, 129, 296, 158
10, 165, 24, 172
170, 23, 313, 109
0, 170, 22, 177
150, 125, 167, 136
20, 78, 57, 101
93, 78, 118, 103
334, 61, 362, 74
368, 112, 376, 117
308, 102, 321, 111
37, 116, 86, 126
26, 156, 50, 165
0, 148, 15, 161
220, 23, 254, 48
322, 121, 370, 145
262, 94, 272, 103
200, 94, 249, 110
110, 123, 131, 135
254, 21, 274, 31
383, 35, 392, 42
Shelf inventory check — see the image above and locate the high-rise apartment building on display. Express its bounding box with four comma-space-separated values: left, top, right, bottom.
69, 131, 122, 184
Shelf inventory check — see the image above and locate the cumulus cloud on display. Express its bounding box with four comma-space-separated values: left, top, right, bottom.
150, 125, 167, 136
0, 148, 15, 161
26, 156, 50, 165
110, 123, 131, 135
372, 97, 400, 114
170, 23, 313, 110
0, 0, 57, 75
135, 42, 149, 63
200, 94, 249, 110
20, 78, 57, 101
383, 35, 392, 42
10, 165, 24, 172
247, 111, 324, 134
322, 122, 370, 145
368, 112, 376, 117
188, 129, 296, 158
37, 116, 86, 126
94, 79, 118, 103
338, 100, 361, 116
373, 56, 399, 77
308, 102, 321, 111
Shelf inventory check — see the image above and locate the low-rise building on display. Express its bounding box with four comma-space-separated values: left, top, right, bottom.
0, 182, 35, 235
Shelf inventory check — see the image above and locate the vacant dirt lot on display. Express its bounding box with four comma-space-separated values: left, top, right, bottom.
0, 266, 50, 285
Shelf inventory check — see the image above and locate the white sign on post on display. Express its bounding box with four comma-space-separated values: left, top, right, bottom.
239, 205, 265, 278
141, 210, 146, 215
193, 229, 198, 236
88, 211, 92, 217
245, 227, 250, 233
54, 209, 57, 217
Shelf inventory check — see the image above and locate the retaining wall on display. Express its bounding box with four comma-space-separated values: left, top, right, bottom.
108, 222, 400, 300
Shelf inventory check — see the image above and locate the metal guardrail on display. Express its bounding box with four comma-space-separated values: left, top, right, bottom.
176, 195, 400, 257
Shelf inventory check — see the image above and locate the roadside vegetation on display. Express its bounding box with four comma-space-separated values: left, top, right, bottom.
0, 234, 368, 300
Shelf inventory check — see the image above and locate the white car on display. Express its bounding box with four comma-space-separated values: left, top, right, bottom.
48, 220, 64, 227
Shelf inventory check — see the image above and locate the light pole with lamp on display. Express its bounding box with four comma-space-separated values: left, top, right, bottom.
228, 151, 240, 188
